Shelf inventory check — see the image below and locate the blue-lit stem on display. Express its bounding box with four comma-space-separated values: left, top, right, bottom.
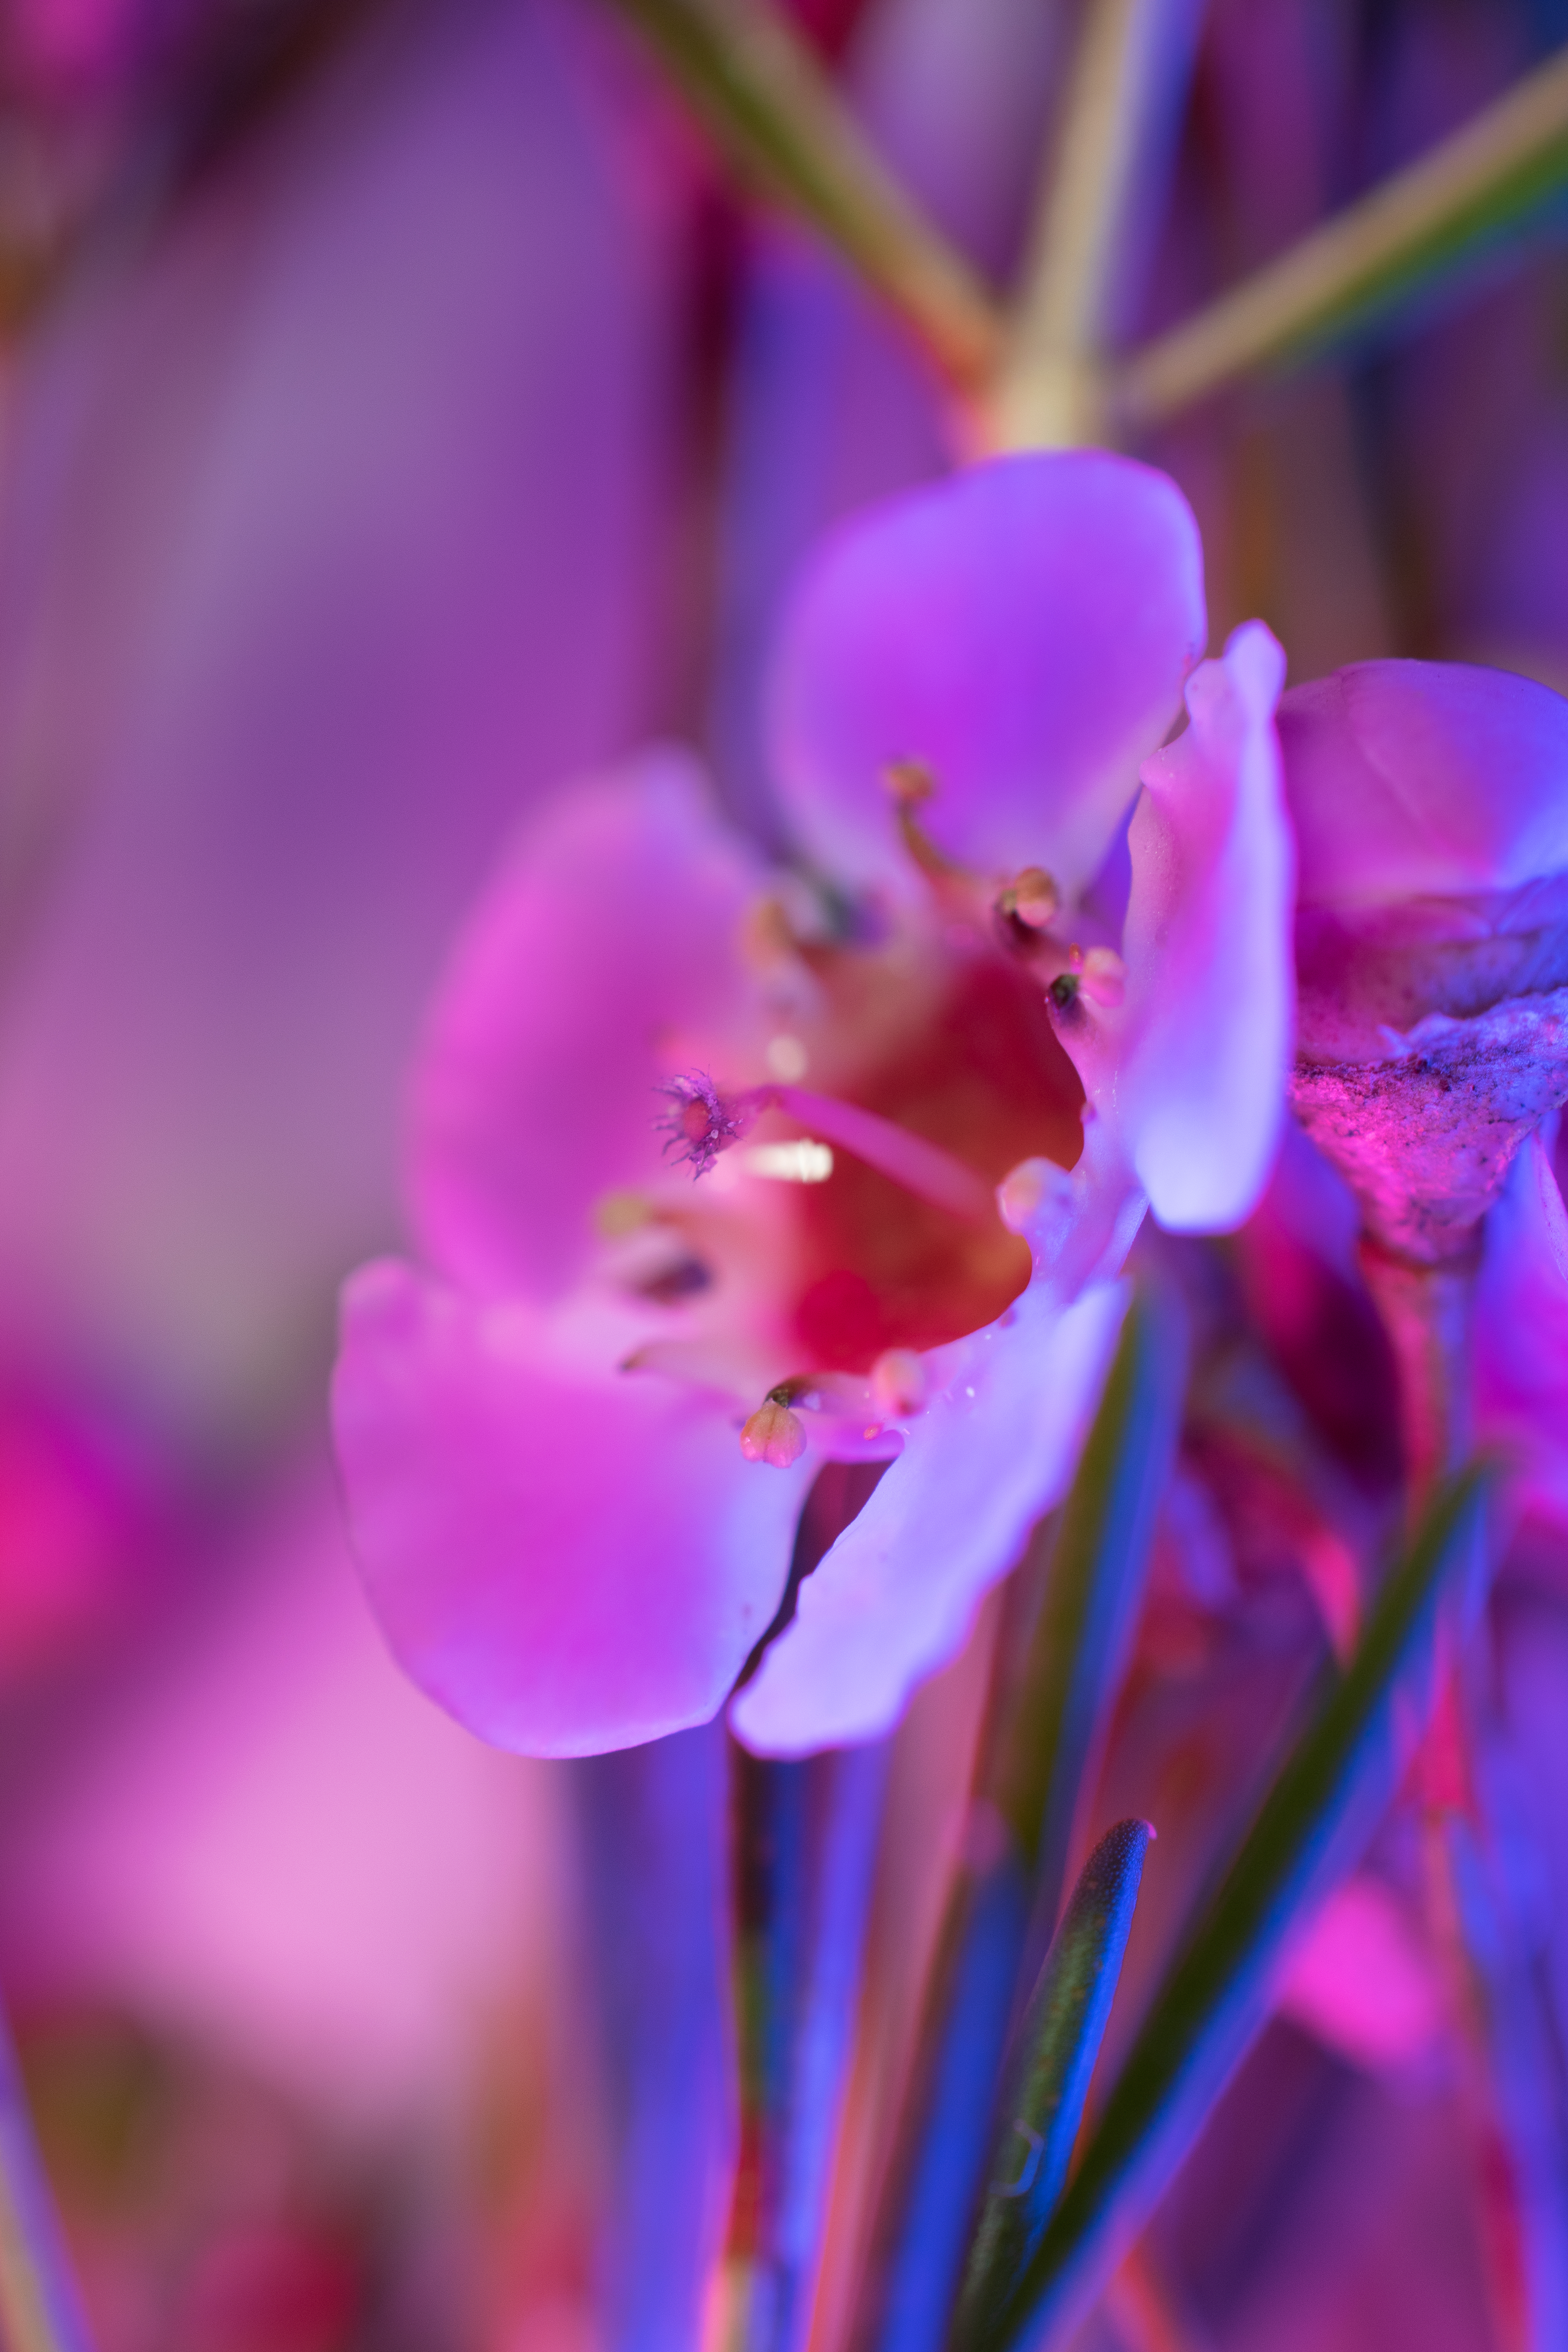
0, 2012, 95, 2352
574, 1725, 736, 2352
725, 1740, 891, 2352
849, 1290, 1183, 2352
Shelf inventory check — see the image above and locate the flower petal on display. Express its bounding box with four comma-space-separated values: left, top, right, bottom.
333, 1260, 809, 1756
729, 1278, 1128, 1755
1280, 660, 1568, 908
767, 452, 1205, 899
1110, 620, 1293, 1232
411, 751, 766, 1301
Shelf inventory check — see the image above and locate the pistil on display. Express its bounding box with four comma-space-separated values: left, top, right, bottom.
659, 1074, 992, 1221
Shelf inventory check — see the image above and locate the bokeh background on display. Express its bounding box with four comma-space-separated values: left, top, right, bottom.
0, 1, 1562, 2346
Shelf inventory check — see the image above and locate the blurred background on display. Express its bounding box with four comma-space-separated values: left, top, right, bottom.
0, 0, 1562, 2346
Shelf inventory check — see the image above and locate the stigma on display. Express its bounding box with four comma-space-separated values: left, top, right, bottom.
655, 1073, 749, 1176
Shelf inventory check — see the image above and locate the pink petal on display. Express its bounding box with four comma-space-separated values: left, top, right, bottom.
1280, 660, 1568, 908
767, 452, 1205, 900
411, 752, 766, 1301
729, 1279, 1127, 1755
1114, 621, 1293, 1232
333, 1260, 808, 1757
1476, 1127, 1568, 1530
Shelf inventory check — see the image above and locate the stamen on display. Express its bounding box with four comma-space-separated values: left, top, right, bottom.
998, 866, 1061, 930
1079, 946, 1126, 1007
880, 760, 974, 895
740, 1389, 807, 1468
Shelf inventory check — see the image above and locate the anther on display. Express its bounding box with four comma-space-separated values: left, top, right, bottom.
999, 866, 1060, 930
1079, 946, 1126, 1007
740, 1389, 807, 1468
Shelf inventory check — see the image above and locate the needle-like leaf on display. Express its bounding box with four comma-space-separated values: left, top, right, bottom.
985, 1461, 1495, 2352
950, 1820, 1153, 2350
1116, 43, 1568, 426
848, 1287, 1184, 2352
601, 0, 1003, 401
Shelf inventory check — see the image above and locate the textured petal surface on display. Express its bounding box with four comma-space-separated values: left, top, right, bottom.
1280, 660, 1568, 908
1114, 621, 1292, 1232
730, 1278, 1127, 1755
767, 452, 1205, 898
334, 1260, 808, 1757
1476, 1128, 1568, 1530
411, 752, 765, 1302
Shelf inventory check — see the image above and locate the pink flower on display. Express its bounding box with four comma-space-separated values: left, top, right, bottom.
1282, 660, 1568, 1259
332, 452, 1293, 1758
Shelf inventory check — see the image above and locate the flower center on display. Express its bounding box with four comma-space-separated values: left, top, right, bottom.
785, 947, 1083, 1369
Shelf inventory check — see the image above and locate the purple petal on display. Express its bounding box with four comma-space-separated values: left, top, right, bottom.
767, 452, 1205, 898
1116, 621, 1292, 1232
1280, 660, 1568, 907
411, 751, 766, 1302
729, 1279, 1128, 1756
333, 1260, 808, 1757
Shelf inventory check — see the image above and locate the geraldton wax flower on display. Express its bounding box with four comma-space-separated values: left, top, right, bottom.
331, 452, 1293, 1759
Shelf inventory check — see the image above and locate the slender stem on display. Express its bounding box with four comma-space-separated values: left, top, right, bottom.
722, 1743, 890, 2352
1356, 1240, 1477, 1504
989, 0, 1198, 451
1115, 41, 1568, 428
846, 1293, 1182, 2352
601, 0, 1003, 403
1348, 1241, 1539, 2350
0, 2021, 95, 2352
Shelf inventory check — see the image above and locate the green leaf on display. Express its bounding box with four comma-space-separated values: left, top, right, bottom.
951, 1820, 1152, 2350
991, 1284, 1185, 1914
599, 0, 1002, 398
846, 1285, 1184, 2352
984, 1462, 1496, 2352
1116, 43, 1568, 424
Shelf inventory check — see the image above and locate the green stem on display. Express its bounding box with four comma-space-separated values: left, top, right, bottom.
1115, 42, 1568, 427
601, 0, 1003, 402
989, 0, 1198, 451
985, 1464, 1494, 2352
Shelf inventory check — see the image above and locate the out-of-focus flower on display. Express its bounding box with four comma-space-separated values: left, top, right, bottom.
0, 0, 679, 1443
1283, 659, 1568, 1261
332, 450, 1293, 1760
